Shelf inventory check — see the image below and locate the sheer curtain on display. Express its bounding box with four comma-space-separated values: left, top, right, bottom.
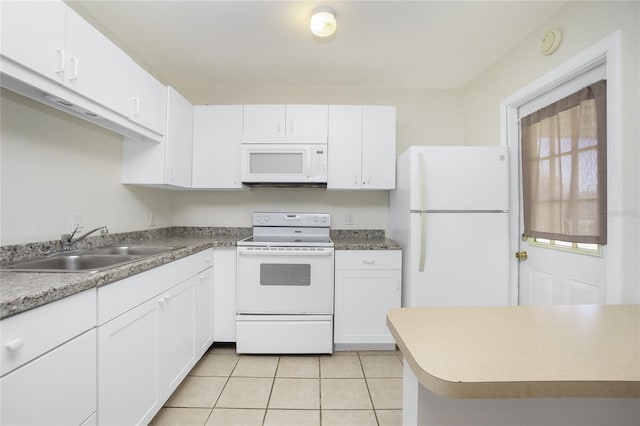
520, 79, 607, 244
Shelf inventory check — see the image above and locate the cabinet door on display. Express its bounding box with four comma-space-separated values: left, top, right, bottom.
0, 330, 96, 426
160, 277, 197, 399
243, 105, 285, 140
64, 7, 131, 116
165, 86, 194, 187
285, 104, 328, 142
98, 298, 161, 426
192, 105, 243, 188
195, 267, 214, 355
327, 105, 362, 189
129, 61, 167, 135
213, 248, 237, 342
0, 0, 66, 83
334, 269, 401, 345
362, 106, 396, 189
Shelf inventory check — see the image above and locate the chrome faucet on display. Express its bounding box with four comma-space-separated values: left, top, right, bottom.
61, 226, 109, 250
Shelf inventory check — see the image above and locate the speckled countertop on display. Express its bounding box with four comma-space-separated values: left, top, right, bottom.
0, 227, 400, 320
330, 229, 401, 250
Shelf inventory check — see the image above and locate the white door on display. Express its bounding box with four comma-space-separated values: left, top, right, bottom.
513, 66, 607, 306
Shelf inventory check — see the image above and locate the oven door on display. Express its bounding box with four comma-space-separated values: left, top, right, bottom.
236, 246, 334, 314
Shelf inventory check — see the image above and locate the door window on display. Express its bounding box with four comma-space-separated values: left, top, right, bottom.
520, 79, 607, 246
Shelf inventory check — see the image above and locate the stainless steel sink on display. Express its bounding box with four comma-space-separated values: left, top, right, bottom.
1, 245, 182, 272
89, 245, 179, 256
2, 254, 139, 272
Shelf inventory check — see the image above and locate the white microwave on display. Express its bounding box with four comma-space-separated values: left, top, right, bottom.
240, 143, 328, 185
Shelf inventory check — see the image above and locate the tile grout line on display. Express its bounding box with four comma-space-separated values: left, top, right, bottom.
358, 352, 381, 426
261, 356, 280, 426
204, 352, 240, 424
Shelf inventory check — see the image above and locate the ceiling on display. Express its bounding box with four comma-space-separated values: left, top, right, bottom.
66, 1, 567, 92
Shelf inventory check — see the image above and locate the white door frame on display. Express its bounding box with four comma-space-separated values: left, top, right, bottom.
500, 31, 622, 305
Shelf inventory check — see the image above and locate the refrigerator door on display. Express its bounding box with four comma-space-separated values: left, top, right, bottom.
404, 211, 510, 308
408, 146, 509, 212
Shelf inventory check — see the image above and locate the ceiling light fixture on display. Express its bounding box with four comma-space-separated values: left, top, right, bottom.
310, 7, 337, 37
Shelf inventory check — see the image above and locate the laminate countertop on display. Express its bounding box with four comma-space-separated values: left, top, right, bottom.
0, 227, 400, 319
387, 305, 640, 399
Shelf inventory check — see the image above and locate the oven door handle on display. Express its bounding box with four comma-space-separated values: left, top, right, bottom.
237, 249, 333, 256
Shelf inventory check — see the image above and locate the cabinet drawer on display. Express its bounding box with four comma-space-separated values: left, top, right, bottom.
0, 289, 96, 376
98, 251, 202, 325
335, 250, 401, 270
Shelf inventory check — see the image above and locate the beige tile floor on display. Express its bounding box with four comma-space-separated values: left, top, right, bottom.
150, 345, 403, 426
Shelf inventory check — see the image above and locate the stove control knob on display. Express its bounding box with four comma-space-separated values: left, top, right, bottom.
265, 216, 270, 222
256, 215, 262, 223
314, 217, 319, 222
321, 217, 327, 222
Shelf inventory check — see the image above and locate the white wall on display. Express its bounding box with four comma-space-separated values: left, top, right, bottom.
0, 89, 173, 245
461, 1, 640, 301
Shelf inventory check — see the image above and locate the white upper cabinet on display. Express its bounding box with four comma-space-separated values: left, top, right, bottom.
165, 87, 194, 187
192, 105, 243, 189
328, 105, 363, 189
63, 7, 132, 117
128, 63, 167, 135
0, 0, 166, 142
362, 106, 396, 189
0, 0, 66, 82
242, 104, 328, 143
122, 86, 193, 188
328, 105, 396, 190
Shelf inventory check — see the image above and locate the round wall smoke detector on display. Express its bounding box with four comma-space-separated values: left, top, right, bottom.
541, 29, 562, 55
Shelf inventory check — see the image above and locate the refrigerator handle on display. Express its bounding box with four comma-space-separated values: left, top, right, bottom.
419, 212, 426, 272
418, 152, 427, 272
418, 152, 427, 211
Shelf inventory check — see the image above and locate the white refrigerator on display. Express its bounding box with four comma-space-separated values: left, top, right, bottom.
389, 146, 511, 307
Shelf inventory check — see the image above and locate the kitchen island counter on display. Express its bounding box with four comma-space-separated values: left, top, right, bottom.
387, 305, 640, 425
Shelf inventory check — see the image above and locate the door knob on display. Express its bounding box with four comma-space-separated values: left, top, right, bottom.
515, 251, 528, 261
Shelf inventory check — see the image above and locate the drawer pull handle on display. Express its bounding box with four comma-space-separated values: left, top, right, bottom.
6, 338, 25, 352
363, 260, 375, 264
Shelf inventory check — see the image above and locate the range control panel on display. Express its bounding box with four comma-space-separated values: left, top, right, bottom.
252, 212, 331, 227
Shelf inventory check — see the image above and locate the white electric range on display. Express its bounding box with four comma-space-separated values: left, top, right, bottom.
236, 212, 334, 354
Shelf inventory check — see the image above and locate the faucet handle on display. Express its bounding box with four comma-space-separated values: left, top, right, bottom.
100, 226, 109, 235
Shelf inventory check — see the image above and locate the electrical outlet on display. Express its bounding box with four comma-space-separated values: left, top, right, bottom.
71, 213, 82, 232
147, 211, 156, 227
345, 211, 355, 225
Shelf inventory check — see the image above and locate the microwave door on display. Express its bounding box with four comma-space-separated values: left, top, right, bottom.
241, 144, 316, 183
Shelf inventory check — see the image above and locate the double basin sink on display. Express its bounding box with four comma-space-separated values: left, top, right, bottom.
2, 245, 182, 273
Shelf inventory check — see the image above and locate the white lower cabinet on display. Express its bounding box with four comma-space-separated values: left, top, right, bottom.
97, 296, 161, 426
334, 250, 402, 349
0, 289, 97, 426
97, 249, 214, 425
0, 329, 97, 426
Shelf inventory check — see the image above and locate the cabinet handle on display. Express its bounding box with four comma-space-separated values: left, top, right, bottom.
289, 120, 293, 132
277, 121, 281, 133
55, 48, 65, 74
131, 97, 140, 116
6, 338, 25, 352
205, 257, 211, 264
354, 175, 359, 185
68, 57, 79, 80
199, 275, 205, 280
363, 259, 375, 265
